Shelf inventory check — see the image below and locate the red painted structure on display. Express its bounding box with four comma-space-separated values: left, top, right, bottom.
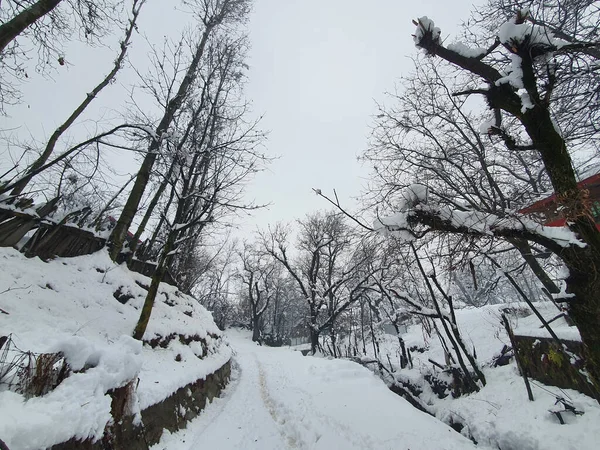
518, 173, 600, 228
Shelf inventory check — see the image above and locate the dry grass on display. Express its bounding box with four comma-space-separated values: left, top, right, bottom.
0, 334, 70, 398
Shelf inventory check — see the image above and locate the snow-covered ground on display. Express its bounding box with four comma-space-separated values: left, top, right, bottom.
0, 248, 231, 449
154, 330, 477, 450
2, 246, 598, 450
377, 304, 600, 450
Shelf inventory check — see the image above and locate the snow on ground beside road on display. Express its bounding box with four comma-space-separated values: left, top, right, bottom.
0, 248, 230, 450
373, 303, 600, 450
153, 330, 477, 450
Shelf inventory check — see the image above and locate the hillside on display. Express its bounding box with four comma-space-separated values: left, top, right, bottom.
0, 248, 231, 450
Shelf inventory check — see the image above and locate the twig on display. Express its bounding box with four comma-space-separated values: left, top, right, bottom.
428, 358, 446, 370
0, 285, 32, 295
312, 188, 374, 232
502, 313, 534, 401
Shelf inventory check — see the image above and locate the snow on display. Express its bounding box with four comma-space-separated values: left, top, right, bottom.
498, 18, 568, 49
375, 212, 416, 242
375, 198, 586, 248
493, 17, 571, 114
1, 245, 597, 449
404, 183, 428, 203
413, 16, 441, 47
479, 118, 496, 134
152, 330, 477, 450
368, 304, 600, 450
447, 42, 486, 58
0, 247, 230, 449
0, 336, 143, 449
511, 304, 581, 342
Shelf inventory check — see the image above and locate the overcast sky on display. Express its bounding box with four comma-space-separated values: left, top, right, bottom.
1, 0, 480, 235
244, 0, 479, 232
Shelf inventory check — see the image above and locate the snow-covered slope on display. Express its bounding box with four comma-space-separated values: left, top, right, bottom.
0, 247, 231, 450
378, 304, 600, 450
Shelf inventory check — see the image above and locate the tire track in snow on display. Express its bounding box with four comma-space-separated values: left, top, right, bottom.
258, 357, 381, 450
174, 352, 291, 450
184, 359, 243, 449
255, 355, 310, 449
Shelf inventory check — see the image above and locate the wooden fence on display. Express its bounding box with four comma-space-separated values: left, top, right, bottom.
0, 199, 176, 286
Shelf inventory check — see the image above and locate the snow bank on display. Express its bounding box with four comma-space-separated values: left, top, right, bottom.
371, 303, 599, 450
0, 336, 142, 449
0, 247, 230, 450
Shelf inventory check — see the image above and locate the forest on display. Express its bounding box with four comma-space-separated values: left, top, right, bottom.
1, 0, 600, 449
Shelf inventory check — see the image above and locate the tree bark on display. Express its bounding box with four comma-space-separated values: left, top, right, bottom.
252, 315, 260, 342
0, 0, 62, 54
132, 227, 177, 340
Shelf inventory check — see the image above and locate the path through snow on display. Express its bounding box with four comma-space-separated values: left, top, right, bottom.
152, 331, 478, 450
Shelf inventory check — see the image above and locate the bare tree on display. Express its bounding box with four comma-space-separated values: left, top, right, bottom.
375, 10, 600, 396
192, 236, 238, 330
108, 0, 251, 262
239, 241, 276, 342
131, 33, 265, 340
261, 213, 376, 355
1, 0, 145, 197
0, 0, 119, 111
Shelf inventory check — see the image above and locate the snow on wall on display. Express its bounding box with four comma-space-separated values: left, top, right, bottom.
0, 248, 231, 450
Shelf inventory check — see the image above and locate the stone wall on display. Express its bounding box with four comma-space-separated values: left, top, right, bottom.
50, 359, 231, 450
513, 335, 598, 399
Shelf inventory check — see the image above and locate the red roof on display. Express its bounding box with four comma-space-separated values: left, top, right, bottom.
518, 173, 600, 228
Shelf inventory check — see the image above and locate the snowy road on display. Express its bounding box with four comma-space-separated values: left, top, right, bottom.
153, 331, 477, 450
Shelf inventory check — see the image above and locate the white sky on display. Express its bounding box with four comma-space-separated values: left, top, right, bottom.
244, 0, 479, 232
1, 0, 480, 235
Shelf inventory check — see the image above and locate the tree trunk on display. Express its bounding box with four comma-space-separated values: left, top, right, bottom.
0, 0, 61, 54
308, 308, 320, 354
519, 108, 600, 397
330, 326, 337, 358
132, 228, 177, 340
108, 21, 215, 261
310, 326, 320, 355
252, 316, 260, 342
562, 249, 600, 399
